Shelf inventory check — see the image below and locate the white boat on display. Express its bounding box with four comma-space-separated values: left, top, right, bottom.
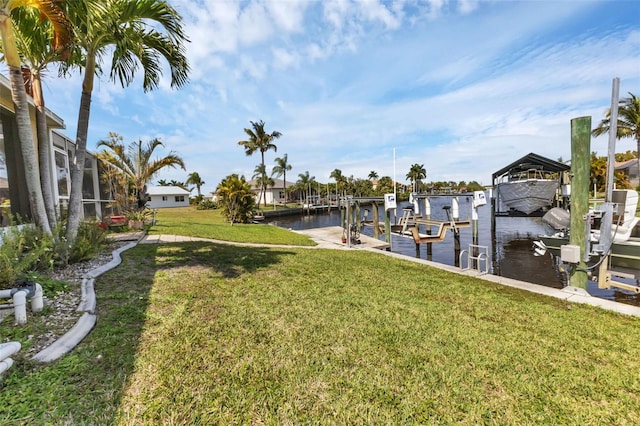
538, 190, 640, 271
496, 167, 559, 215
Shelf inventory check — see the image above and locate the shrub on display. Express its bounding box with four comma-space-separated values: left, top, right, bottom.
69, 220, 108, 263
0, 225, 55, 290
197, 199, 216, 210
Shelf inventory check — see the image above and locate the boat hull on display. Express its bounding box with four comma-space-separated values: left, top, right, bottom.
539, 235, 640, 271
497, 180, 559, 215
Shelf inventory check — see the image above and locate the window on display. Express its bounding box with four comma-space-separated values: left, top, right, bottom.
162, 196, 168, 201
175, 195, 185, 202
54, 149, 69, 197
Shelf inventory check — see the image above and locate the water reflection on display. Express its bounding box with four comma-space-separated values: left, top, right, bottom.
267, 195, 640, 306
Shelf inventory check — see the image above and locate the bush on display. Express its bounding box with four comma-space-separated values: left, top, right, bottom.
68, 220, 108, 263
0, 225, 55, 290
197, 199, 216, 210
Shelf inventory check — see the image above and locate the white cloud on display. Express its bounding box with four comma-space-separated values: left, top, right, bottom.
32, 0, 640, 197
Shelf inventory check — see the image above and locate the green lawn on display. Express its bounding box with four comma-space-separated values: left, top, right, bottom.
1, 207, 640, 423
148, 206, 316, 246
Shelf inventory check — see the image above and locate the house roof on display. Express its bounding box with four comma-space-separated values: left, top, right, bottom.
248, 178, 296, 190
615, 159, 638, 170
492, 152, 569, 181
146, 185, 190, 196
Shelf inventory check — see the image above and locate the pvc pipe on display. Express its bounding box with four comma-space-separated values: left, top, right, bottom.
0, 342, 21, 360
452, 197, 459, 220
13, 290, 27, 325
31, 283, 43, 313
0, 289, 12, 299
0, 358, 14, 374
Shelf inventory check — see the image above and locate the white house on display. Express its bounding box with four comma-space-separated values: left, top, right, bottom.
615, 159, 640, 188
146, 186, 190, 208
248, 178, 296, 205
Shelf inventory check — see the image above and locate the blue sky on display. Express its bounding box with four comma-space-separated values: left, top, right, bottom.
31, 0, 640, 195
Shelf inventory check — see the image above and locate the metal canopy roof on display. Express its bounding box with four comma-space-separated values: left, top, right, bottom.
492, 152, 569, 181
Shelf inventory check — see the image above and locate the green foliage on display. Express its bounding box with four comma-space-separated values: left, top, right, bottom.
52, 220, 108, 265
216, 174, 255, 224
23, 271, 70, 295
0, 225, 55, 289
196, 198, 216, 210
68, 220, 108, 263
190, 194, 204, 205
124, 208, 151, 221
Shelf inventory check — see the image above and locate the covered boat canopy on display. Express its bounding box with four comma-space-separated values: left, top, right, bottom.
492, 153, 570, 216
492, 153, 570, 185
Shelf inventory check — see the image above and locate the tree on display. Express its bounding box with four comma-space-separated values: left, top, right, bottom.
64, 0, 190, 244
169, 180, 187, 190
237, 120, 282, 207
330, 168, 346, 197
0, 0, 70, 236
406, 163, 426, 192
216, 174, 255, 225
296, 171, 315, 203
376, 176, 394, 195
11, 6, 70, 231
368, 170, 378, 180
252, 164, 273, 206
592, 93, 640, 180
590, 152, 629, 193
272, 153, 292, 204
186, 172, 205, 197
96, 133, 185, 211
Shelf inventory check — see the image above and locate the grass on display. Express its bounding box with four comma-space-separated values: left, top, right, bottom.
1, 208, 640, 423
148, 206, 316, 246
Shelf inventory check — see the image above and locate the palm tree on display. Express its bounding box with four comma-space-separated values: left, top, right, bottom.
252, 164, 274, 206
168, 180, 187, 190
96, 133, 185, 211
186, 172, 205, 197
272, 154, 292, 204
368, 170, 378, 180
64, 0, 190, 243
592, 93, 640, 180
11, 6, 70, 231
406, 163, 427, 193
0, 0, 70, 236
330, 168, 346, 197
237, 120, 282, 207
297, 171, 315, 204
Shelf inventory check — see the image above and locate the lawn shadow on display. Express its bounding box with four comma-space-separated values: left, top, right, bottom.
89, 241, 295, 422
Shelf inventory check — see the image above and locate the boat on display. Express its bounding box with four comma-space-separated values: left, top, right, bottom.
495, 166, 560, 215
537, 189, 640, 271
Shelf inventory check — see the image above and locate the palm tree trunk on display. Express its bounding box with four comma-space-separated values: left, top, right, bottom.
260, 151, 267, 207
32, 73, 58, 231
0, 17, 51, 235
283, 171, 287, 204
66, 56, 96, 243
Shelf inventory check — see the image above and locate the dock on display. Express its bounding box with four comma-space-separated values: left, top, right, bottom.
297, 226, 390, 250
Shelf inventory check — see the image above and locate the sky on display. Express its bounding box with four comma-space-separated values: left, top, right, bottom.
25, 0, 640, 195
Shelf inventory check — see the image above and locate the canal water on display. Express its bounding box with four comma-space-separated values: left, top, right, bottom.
267, 194, 640, 307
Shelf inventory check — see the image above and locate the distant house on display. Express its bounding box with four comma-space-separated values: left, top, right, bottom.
615, 159, 639, 188
146, 186, 190, 208
248, 178, 296, 205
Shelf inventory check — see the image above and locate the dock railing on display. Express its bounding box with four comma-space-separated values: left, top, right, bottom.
459, 244, 489, 274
